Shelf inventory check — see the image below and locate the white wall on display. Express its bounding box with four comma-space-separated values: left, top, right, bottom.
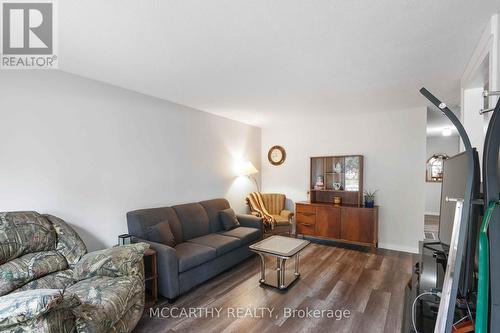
261, 107, 427, 253
0, 71, 261, 251
425, 136, 460, 215
460, 13, 499, 158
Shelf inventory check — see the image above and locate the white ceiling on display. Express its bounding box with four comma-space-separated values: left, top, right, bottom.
58, 0, 500, 127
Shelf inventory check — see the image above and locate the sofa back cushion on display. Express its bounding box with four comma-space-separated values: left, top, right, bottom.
219, 208, 240, 231
44, 214, 87, 268
144, 221, 176, 247
0, 250, 68, 296
0, 211, 56, 265
127, 207, 183, 244
199, 199, 230, 232
172, 203, 210, 240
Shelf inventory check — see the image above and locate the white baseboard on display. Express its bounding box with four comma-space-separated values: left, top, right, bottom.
378, 242, 419, 254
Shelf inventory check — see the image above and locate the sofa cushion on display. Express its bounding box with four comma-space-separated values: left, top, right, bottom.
145, 221, 176, 247
44, 214, 87, 268
16, 269, 75, 292
175, 242, 216, 272
188, 234, 241, 256
0, 211, 57, 265
199, 198, 230, 233
220, 208, 240, 231
0, 251, 68, 296
127, 206, 183, 244
218, 227, 261, 245
68, 275, 143, 333
173, 203, 211, 240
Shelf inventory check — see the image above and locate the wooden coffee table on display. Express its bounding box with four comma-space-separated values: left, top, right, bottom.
249, 235, 310, 289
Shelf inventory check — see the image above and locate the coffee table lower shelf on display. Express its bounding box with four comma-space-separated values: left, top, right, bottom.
257, 254, 301, 290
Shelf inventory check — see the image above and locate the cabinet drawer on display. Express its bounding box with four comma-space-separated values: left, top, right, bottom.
296, 204, 316, 214
296, 221, 315, 235
296, 211, 316, 225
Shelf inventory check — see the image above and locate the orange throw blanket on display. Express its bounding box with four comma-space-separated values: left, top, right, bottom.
247, 192, 275, 229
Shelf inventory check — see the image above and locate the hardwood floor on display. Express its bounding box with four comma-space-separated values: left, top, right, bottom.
134, 243, 414, 333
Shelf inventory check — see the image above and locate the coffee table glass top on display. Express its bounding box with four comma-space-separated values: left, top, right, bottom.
249, 235, 310, 257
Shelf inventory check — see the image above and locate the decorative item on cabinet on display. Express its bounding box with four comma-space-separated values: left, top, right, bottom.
332, 196, 342, 206
364, 189, 378, 208
314, 175, 325, 190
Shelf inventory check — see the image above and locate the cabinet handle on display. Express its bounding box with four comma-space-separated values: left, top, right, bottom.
299, 223, 313, 227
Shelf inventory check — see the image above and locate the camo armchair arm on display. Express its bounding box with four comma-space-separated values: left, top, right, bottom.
73, 243, 150, 281
0, 289, 81, 331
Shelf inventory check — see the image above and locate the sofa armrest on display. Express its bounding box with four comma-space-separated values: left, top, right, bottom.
280, 210, 294, 221
73, 243, 149, 281
0, 289, 81, 329
131, 237, 180, 299
237, 214, 264, 230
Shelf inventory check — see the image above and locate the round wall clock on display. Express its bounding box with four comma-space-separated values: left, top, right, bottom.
268, 145, 286, 166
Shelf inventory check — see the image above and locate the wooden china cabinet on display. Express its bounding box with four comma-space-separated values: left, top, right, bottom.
295, 155, 378, 252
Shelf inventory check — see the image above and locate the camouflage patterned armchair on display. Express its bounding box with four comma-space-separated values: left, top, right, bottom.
0, 211, 149, 333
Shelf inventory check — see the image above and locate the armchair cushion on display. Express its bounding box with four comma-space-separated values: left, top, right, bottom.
16, 269, 75, 292
271, 215, 291, 225
219, 208, 240, 231
261, 194, 286, 215
0, 211, 57, 265
73, 243, 149, 280
0, 289, 80, 331
68, 275, 144, 333
0, 251, 68, 296
145, 221, 176, 248
44, 214, 87, 268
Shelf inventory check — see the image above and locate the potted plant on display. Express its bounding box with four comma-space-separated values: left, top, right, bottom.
364, 189, 378, 208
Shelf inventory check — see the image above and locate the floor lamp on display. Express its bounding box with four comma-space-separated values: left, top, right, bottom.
237, 161, 260, 192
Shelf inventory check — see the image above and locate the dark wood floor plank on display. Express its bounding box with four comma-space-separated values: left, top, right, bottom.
351, 289, 391, 333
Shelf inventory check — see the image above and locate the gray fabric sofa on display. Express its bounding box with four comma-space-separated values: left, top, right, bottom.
126, 198, 263, 300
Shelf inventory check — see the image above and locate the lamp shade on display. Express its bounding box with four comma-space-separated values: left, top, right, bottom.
236, 161, 258, 176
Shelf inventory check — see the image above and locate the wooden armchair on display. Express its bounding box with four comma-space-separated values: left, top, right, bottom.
246, 193, 294, 235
